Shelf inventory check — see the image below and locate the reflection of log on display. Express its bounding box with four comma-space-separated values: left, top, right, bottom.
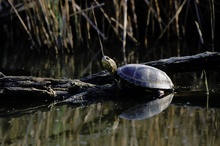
0, 52, 219, 103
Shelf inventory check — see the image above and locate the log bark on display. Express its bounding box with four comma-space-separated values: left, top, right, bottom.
144, 51, 220, 73
0, 51, 219, 104
0, 75, 116, 101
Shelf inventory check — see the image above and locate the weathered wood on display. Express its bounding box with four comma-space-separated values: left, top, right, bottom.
0, 51, 219, 104
145, 51, 220, 73
0, 76, 71, 100
0, 75, 116, 101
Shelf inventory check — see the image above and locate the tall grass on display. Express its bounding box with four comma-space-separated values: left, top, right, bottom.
0, 0, 217, 54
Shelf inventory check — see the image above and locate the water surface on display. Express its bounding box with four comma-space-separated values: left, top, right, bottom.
0, 46, 220, 146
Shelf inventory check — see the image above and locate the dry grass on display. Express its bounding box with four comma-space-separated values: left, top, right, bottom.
0, 0, 217, 54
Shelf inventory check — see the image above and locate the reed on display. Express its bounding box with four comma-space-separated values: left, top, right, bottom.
0, 0, 217, 54
203, 70, 210, 109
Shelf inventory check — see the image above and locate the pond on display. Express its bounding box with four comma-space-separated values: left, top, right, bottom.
0, 46, 220, 146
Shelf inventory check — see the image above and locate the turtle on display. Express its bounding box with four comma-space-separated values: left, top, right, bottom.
101, 55, 174, 94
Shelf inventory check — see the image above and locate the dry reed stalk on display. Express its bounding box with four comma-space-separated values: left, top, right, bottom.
182, 0, 190, 37
113, 0, 119, 36
85, 1, 91, 48
72, 2, 105, 39
84, 0, 138, 46
122, 0, 127, 64
145, 0, 160, 46
202, 70, 209, 108
155, 0, 163, 31
209, 0, 215, 51
26, 0, 54, 51
157, 0, 187, 40
146, 3, 151, 47
70, 0, 82, 43
174, 1, 180, 38
38, 0, 61, 53
22, 0, 75, 53
60, 0, 70, 51
195, 21, 204, 44
194, 0, 202, 28
144, 0, 165, 27
70, 3, 104, 16
93, 1, 122, 41
130, 0, 138, 38
92, 5, 104, 57
110, 18, 137, 43
7, 0, 38, 49
3, 0, 216, 54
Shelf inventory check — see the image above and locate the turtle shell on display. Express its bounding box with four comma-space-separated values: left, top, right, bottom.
117, 64, 174, 90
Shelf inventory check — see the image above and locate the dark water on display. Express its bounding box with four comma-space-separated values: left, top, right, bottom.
0, 45, 220, 145
1, 103, 220, 145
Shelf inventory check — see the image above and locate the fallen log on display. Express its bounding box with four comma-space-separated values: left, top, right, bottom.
144, 51, 220, 73
0, 51, 219, 104
0, 74, 116, 101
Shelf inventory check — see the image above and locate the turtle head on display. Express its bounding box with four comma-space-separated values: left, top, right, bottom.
101, 56, 117, 74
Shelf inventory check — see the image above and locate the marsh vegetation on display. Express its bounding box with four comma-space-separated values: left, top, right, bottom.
0, 0, 220, 145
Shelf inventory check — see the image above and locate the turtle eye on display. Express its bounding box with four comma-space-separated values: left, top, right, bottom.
105, 56, 110, 60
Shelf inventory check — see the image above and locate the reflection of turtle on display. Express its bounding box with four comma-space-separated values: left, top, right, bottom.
119, 93, 174, 120
101, 56, 174, 92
